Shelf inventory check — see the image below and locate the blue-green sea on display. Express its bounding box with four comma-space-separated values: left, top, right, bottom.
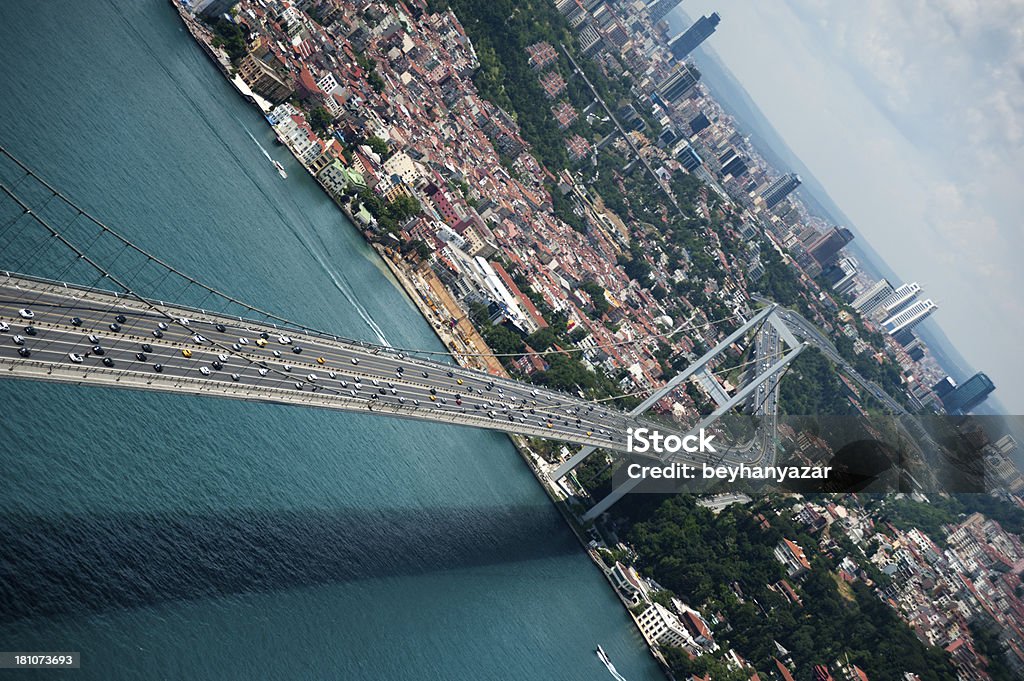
0, 1, 664, 679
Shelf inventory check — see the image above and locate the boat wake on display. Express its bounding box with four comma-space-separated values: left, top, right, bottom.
596, 645, 630, 681
245, 129, 287, 178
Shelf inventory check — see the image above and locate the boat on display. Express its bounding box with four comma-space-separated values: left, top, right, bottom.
596, 645, 608, 663
273, 159, 287, 179
595, 645, 628, 681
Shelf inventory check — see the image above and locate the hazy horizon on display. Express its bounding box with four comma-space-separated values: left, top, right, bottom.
671, 0, 1024, 413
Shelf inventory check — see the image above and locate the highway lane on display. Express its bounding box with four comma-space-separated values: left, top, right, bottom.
0, 275, 689, 451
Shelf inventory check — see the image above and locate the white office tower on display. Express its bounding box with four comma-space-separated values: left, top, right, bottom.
882, 298, 937, 334
994, 435, 1018, 457
877, 282, 922, 319
851, 279, 894, 315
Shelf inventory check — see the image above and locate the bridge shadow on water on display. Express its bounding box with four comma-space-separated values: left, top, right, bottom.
0, 504, 579, 622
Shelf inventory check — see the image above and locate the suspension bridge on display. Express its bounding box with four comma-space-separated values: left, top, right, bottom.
0, 146, 803, 515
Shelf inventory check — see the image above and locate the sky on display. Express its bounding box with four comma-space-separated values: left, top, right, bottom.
673, 0, 1024, 413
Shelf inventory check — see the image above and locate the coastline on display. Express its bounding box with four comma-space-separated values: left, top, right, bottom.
169, 2, 674, 675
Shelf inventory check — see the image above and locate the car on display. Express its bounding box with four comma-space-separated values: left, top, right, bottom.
422, 371, 429, 378
259, 332, 269, 340
429, 395, 437, 401
283, 365, 292, 372
115, 314, 127, 323
88, 334, 100, 344
339, 380, 348, 388
546, 422, 553, 429
141, 343, 152, 353
109, 322, 121, 332
456, 378, 463, 385
102, 357, 114, 367
455, 398, 462, 405
177, 317, 190, 325
17, 347, 30, 358
291, 346, 302, 354
0, 322, 8, 332
255, 338, 268, 347
306, 373, 318, 382
69, 317, 82, 327
91, 345, 104, 355
372, 379, 380, 387
390, 388, 397, 395
328, 371, 336, 379
316, 356, 325, 365
135, 352, 147, 361
18, 308, 34, 319
231, 373, 240, 381
181, 348, 192, 358
237, 337, 249, 345
215, 323, 226, 333
351, 357, 359, 365
153, 363, 163, 372
272, 350, 281, 358
217, 354, 228, 363
199, 366, 211, 376
398, 397, 406, 404
158, 322, 168, 331
192, 334, 206, 344
68, 352, 84, 363
211, 361, 223, 371
257, 367, 269, 376
446, 370, 454, 378
23, 326, 37, 336
413, 400, 420, 406
378, 387, 386, 395
397, 366, 405, 373
152, 329, 164, 338
294, 382, 303, 390
277, 336, 292, 345
232, 343, 241, 351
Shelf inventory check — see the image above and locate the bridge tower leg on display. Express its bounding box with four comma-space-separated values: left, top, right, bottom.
550, 305, 777, 483
580, 342, 805, 521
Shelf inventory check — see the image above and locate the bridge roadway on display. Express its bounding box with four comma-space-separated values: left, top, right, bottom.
0, 275, 709, 454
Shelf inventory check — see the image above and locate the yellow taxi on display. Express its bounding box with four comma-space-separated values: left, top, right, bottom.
316, 357, 326, 365
255, 338, 268, 347
181, 348, 192, 358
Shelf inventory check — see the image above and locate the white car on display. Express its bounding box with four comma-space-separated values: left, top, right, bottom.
257, 368, 269, 376
350, 357, 359, 365
278, 336, 292, 345
218, 354, 229, 363
306, 373, 318, 382
68, 352, 84, 363
199, 366, 211, 376
0, 322, 9, 332
237, 337, 249, 345
192, 334, 206, 344
18, 308, 34, 319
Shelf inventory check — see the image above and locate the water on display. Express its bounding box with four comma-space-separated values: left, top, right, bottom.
0, 1, 663, 679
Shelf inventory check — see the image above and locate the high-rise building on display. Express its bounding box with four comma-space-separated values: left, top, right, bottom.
676, 144, 702, 171
850, 279, 894, 315
877, 282, 922, 319
933, 376, 957, 399
647, 0, 684, 25
760, 173, 801, 209
806, 227, 854, 268
657, 64, 701, 105
669, 13, 721, 61
881, 298, 937, 335
942, 372, 996, 414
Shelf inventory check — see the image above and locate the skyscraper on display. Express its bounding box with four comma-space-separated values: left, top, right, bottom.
850, 279, 894, 315
942, 372, 996, 414
657, 64, 701, 105
877, 282, 921, 319
760, 173, 801, 209
806, 227, 854, 267
933, 376, 957, 399
647, 0, 684, 25
881, 298, 937, 335
669, 13, 721, 61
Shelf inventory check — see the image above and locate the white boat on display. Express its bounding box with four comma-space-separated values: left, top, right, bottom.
273, 159, 287, 179
596, 645, 628, 681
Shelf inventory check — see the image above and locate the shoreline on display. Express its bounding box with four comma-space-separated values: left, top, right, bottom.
169, 2, 674, 676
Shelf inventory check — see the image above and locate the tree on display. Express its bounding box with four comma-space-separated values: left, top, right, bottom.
307, 106, 332, 133
364, 135, 389, 158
